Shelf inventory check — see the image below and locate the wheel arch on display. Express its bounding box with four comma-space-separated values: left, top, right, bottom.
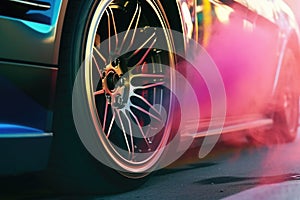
287, 30, 300, 94
287, 30, 300, 64
56, 0, 185, 65
272, 29, 300, 96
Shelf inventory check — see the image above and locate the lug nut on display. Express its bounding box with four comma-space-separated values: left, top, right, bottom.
111, 59, 119, 67
114, 94, 123, 105
102, 71, 106, 78
105, 94, 112, 103
119, 77, 125, 85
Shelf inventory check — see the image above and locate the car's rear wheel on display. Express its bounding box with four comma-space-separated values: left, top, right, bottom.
248, 48, 299, 145
271, 48, 299, 143
49, 0, 175, 194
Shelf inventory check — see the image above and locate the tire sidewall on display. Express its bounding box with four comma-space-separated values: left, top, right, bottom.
50, 0, 171, 193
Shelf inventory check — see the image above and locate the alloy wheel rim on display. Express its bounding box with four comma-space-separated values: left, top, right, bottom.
84, 0, 175, 173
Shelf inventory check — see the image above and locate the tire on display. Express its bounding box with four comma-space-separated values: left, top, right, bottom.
248, 48, 299, 145
49, 0, 176, 194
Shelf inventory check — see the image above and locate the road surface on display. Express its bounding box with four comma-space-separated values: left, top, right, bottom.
1, 130, 300, 199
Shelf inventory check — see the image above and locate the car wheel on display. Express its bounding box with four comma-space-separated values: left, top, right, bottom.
49, 0, 176, 194
248, 48, 299, 145
272, 48, 299, 142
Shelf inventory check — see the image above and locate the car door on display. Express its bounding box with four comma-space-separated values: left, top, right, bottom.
241, 0, 280, 111
193, 0, 280, 119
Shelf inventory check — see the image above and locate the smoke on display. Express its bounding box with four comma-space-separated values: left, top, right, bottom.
195, 9, 300, 147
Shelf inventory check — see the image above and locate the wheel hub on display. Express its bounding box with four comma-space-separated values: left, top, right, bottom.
106, 71, 120, 91
102, 59, 128, 108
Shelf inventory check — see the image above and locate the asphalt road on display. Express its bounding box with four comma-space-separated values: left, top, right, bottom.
1, 130, 300, 200
100, 132, 300, 200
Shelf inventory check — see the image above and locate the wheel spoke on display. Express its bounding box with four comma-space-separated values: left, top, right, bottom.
135, 37, 157, 67
130, 104, 161, 122
94, 89, 105, 96
102, 101, 109, 131
127, 109, 151, 148
159, 89, 163, 113
132, 92, 161, 116
119, 3, 141, 53
126, 5, 141, 53
122, 110, 135, 158
92, 55, 103, 78
129, 32, 156, 58
93, 46, 107, 64
131, 73, 164, 79
129, 68, 165, 88
153, 87, 157, 105
134, 81, 165, 90
105, 10, 111, 55
108, 6, 118, 48
106, 115, 115, 138
106, 111, 115, 139
116, 110, 131, 154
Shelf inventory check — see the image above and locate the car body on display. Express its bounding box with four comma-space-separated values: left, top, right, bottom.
0, 0, 299, 193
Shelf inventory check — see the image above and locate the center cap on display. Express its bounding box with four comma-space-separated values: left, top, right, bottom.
106, 72, 120, 91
